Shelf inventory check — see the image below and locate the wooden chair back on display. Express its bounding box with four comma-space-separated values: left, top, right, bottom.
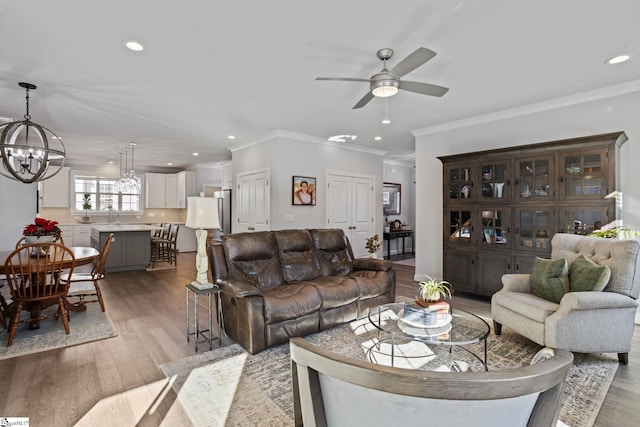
4, 243, 76, 302
90, 233, 115, 279
290, 337, 573, 427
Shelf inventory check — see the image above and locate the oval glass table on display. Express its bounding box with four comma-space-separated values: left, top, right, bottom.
367, 302, 490, 370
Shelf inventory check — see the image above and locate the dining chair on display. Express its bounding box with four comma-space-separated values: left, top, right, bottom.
0, 279, 8, 330
61, 233, 114, 312
3, 243, 76, 346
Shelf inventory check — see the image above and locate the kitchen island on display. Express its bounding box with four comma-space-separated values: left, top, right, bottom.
91, 224, 161, 272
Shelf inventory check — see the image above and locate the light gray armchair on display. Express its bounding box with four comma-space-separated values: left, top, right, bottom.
492, 233, 640, 364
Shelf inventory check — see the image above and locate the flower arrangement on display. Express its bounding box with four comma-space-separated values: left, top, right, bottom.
23, 217, 61, 239
365, 234, 382, 254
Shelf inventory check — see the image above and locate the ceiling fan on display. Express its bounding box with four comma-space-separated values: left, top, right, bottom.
316, 47, 449, 109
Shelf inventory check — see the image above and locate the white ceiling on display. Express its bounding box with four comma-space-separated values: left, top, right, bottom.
1, 0, 639, 171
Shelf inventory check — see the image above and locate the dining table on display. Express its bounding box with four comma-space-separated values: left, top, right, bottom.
0, 246, 100, 329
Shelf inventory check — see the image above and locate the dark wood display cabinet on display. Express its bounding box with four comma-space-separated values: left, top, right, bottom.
439, 132, 626, 297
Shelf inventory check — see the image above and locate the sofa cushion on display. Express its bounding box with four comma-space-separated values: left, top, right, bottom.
309, 229, 354, 276
274, 229, 322, 282
303, 276, 360, 309
569, 254, 611, 292
351, 270, 394, 299
261, 284, 323, 324
223, 231, 284, 291
531, 257, 569, 304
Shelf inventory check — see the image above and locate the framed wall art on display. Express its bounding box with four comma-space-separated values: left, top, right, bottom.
292, 176, 316, 205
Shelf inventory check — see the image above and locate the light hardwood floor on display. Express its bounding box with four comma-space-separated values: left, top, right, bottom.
0, 254, 638, 426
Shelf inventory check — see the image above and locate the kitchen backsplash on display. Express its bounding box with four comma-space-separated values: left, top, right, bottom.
39, 208, 186, 225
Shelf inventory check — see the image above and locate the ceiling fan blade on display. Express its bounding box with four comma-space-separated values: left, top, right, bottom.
316, 77, 371, 82
399, 80, 449, 97
353, 92, 374, 109
389, 47, 437, 77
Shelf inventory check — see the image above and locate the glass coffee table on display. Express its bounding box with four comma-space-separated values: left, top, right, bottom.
367, 302, 490, 370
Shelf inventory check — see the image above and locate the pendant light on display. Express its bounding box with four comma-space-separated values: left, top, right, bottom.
113, 151, 124, 193
116, 143, 141, 193
0, 82, 66, 183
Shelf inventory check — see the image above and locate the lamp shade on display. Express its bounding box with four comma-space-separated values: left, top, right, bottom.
185, 196, 220, 229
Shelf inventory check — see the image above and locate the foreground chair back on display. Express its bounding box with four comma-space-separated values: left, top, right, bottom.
290, 337, 573, 427
4, 243, 76, 346
61, 233, 114, 312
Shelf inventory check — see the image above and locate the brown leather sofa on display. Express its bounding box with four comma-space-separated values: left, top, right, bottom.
208, 228, 396, 354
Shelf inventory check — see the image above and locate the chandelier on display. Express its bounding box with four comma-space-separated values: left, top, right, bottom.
116, 142, 141, 193
0, 82, 66, 184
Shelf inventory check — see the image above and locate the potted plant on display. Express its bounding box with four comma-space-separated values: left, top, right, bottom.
418, 276, 452, 302
588, 227, 640, 240
23, 217, 62, 256
365, 234, 382, 258
82, 193, 92, 222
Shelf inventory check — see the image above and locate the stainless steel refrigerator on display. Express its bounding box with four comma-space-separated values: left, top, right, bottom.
215, 189, 232, 235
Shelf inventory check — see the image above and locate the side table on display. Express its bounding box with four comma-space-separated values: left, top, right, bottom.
185, 284, 223, 352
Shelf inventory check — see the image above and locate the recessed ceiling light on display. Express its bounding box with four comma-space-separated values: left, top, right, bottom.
125, 41, 144, 52
192, 152, 199, 156
107, 161, 114, 165
328, 135, 357, 143
374, 136, 382, 141
606, 54, 630, 64
227, 135, 236, 140
167, 162, 173, 166
381, 118, 391, 124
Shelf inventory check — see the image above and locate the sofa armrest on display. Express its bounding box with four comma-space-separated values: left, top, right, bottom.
558, 291, 639, 311
216, 278, 263, 298
353, 258, 392, 272
500, 274, 532, 293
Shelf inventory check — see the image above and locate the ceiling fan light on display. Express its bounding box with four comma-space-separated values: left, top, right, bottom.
372, 85, 398, 98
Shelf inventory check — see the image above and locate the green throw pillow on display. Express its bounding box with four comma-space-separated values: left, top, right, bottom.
531, 257, 569, 304
569, 254, 611, 292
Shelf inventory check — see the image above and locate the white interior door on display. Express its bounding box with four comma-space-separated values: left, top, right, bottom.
327, 173, 374, 258
236, 169, 270, 232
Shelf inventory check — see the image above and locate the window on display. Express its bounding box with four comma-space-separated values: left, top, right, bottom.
73, 174, 142, 213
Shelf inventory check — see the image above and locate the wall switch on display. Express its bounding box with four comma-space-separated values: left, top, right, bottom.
148, 212, 155, 217
284, 214, 295, 222
160, 212, 165, 217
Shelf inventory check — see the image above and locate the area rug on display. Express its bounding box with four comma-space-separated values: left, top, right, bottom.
160, 318, 618, 427
0, 303, 117, 360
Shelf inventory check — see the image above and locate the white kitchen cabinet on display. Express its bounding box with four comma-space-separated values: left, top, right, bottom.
40, 166, 70, 208
176, 171, 197, 208
73, 225, 92, 246
58, 225, 74, 246
145, 173, 167, 208
237, 169, 270, 232
165, 174, 178, 208
222, 162, 232, 189
145, 172, 196, 209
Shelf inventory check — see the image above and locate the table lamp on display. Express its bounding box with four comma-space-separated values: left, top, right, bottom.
185, 194, 220, 289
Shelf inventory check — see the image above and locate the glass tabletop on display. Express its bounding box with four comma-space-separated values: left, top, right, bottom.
367, 302, 490, 345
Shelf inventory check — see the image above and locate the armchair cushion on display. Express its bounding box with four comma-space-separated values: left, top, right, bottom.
568, 254, 611, 292
531, 257, 569, 304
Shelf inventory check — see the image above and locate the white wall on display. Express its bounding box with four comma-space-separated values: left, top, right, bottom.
0, 179, 37, 251
231, 130, 385, 231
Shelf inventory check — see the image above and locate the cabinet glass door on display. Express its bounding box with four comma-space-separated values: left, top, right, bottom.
480, 162, 509, 200
480, 209, 511, 249
561, 151, 606, 199
515, 157, 553, 201
516, 208, 554, 252
447, 209, 473, 245
559, 207, 610, 235
447, 165, 473, 201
